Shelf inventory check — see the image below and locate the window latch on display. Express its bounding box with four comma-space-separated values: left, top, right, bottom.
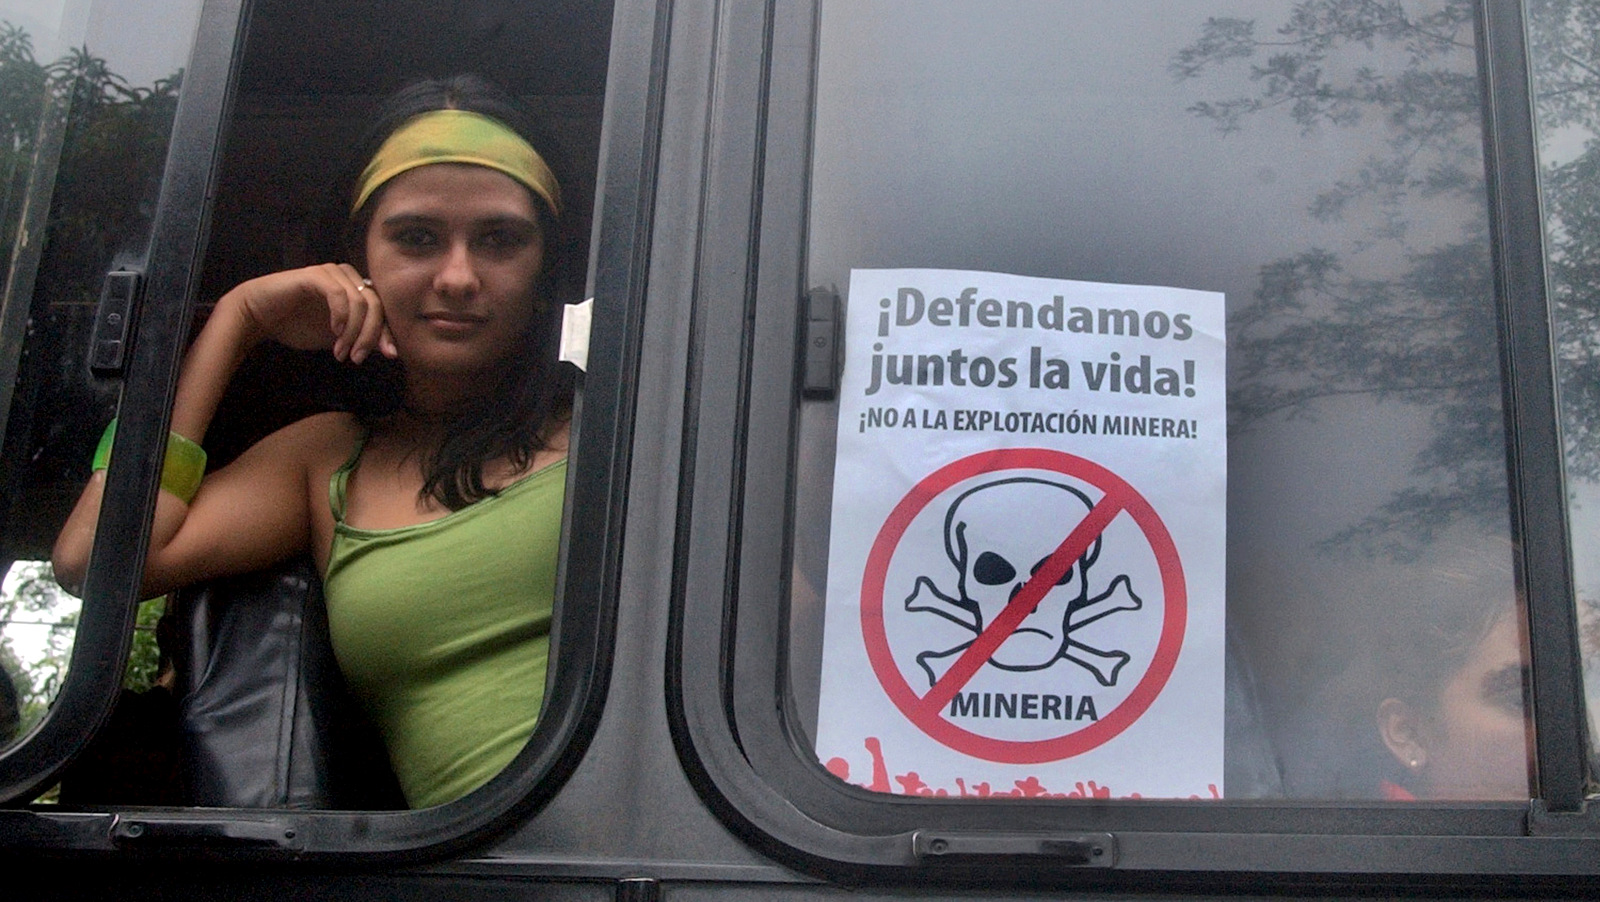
802, 285, 840, 397
88, 267, 144, 376
912, 830, 1115, 867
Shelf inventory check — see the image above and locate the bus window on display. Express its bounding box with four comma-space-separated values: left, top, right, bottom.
0, 0, 643, 847
0, 0, 202, 754
82, 0, 616, 812
782, 0, 1528, 803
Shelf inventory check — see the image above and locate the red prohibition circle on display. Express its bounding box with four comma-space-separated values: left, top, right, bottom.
859, 448, 1186, 764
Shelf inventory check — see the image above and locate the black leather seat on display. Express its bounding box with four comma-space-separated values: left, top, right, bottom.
174, 557, 404, 809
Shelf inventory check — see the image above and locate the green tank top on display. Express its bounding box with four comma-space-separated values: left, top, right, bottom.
324, 444, 565, 808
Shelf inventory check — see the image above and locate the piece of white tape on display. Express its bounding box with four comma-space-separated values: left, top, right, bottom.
559, 298, 594, 371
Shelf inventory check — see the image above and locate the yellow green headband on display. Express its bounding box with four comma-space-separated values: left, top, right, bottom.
352, 109, 562, 218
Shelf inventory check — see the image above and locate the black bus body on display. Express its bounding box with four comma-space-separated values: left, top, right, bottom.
3, 1, 1600, 899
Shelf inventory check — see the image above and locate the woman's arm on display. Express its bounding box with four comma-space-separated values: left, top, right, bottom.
52, 264, 393, 598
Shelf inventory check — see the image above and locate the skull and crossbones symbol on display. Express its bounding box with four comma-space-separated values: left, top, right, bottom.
903, 477, 1142, 688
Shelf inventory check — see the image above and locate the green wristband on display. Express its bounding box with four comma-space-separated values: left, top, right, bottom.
91, 420, 116, 472
90, 417, 208, 503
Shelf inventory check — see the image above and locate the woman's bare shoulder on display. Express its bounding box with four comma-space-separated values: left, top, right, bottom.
244, 411, 364, 472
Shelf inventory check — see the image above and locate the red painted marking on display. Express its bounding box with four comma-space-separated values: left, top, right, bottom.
824, 736, 1218, 799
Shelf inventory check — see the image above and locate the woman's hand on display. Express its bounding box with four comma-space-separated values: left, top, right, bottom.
226, 263, 397, 363
55, 263, 395, 598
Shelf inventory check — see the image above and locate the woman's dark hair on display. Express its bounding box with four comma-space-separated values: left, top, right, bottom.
317, 75, 577, 510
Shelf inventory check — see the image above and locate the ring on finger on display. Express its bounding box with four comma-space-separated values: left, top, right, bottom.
355, 278, 373, 293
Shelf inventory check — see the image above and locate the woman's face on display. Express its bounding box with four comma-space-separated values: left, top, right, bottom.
364, 162, 545, 382
1416, 614, 1533, 800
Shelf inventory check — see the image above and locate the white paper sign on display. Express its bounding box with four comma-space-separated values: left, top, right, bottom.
815, 268, 1227, 799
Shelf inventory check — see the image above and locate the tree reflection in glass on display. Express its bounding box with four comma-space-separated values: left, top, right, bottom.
1170, 0, 1529, 799
1526, 0, 1600, 783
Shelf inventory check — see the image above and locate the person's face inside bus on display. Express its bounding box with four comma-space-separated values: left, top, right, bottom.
364, 162, 545, 380
1379, 610, 1532, 800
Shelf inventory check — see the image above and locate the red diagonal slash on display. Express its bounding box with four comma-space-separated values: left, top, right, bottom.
915, 490, 1132, 718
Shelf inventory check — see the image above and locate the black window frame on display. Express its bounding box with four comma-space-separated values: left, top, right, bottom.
0, 0, 668, 862
666, 0, 1600, 883
0, 0, 246, 810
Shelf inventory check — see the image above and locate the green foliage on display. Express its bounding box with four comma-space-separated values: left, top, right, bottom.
0, 560, 79, 740
0, 638, 33, 741
124, 596, 166, 694
0, 561, 164, 745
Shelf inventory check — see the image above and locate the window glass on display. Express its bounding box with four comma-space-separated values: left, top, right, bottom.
1527, 0, 1600, 781
792, 0, 1532, 801
0, 0, 202, 752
